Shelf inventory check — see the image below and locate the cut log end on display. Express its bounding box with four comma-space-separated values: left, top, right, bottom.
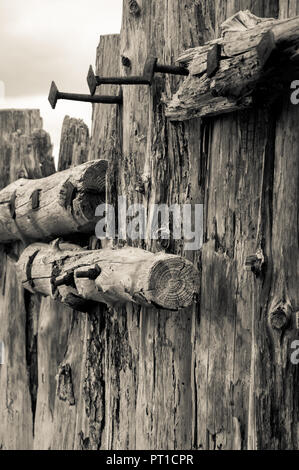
17, 243, 200, 311
144, 255, 200, 310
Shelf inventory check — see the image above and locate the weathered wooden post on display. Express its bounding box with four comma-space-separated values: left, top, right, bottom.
0, 110, 55, 450
1, 0, 299, 452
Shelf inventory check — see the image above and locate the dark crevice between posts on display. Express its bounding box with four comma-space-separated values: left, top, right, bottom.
24, 289, 38, 437
252, 103, 278, 449
193, 358, 198, 449
83, 310, 106, 450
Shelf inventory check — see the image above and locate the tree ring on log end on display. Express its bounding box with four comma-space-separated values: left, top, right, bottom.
145, 256, 200, 310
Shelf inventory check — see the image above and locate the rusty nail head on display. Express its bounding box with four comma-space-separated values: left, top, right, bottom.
48, 81, 59, 109
87, 65, 98, 96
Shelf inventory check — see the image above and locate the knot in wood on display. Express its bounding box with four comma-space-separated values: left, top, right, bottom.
17, 169, 27, 179
129, 0, 141, 17
270, 304, 291, 330
121, 55, 131, 68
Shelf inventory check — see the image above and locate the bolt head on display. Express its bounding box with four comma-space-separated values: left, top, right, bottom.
48, 81, 59, 109
87, 65, 97, 96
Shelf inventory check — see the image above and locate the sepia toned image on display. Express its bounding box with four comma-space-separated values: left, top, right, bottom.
0, 0, 299, 458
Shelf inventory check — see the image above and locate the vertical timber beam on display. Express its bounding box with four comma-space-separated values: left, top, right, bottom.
33, 118, 91, 450
118, 0, 204, 450
192, 0, 280, 451
79, 35, 122, 451
0, 110, 55, 449
249, 1, 299, 450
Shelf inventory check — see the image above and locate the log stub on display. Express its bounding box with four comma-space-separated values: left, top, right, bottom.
166, 11, 299, 121
17, 243, 200, 311
0, 160, 108, 243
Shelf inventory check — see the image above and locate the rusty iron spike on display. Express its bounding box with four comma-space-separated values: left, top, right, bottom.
87, 57, 189, 95
48, 81, 122, 109
87, 66, 151, 95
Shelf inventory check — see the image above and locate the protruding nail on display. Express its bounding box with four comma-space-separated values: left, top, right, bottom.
143, 56, 189, 83
75, 264, 101, 280
48, 81, 122, 109
87, 65, 151, 95
54, 271, 75, 288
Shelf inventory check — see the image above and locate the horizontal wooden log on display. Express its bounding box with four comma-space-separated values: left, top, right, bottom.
166, 12, 299, 121
0, 160, 107, 243
17, 241, 200, 311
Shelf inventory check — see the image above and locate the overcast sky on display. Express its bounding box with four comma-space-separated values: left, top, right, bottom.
0, 0, 123, 163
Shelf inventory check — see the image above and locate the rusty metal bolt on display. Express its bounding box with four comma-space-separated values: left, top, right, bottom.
53, 271, 75, 288
75, 264, 101, 280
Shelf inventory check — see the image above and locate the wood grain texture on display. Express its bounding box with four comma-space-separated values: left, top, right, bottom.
0, 110, 55, 449
17, 243, 200, 310
192, 0, 299, 451
58, 116, 90, 171
166, 13, 299, 120
0, 160, 107, 243
33, 113, 92, 450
